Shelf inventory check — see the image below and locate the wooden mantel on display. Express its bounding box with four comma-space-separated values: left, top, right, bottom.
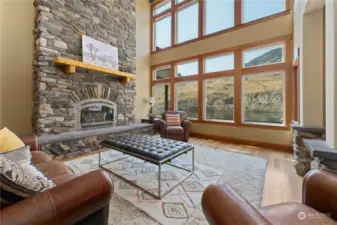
54, 56, 136, 83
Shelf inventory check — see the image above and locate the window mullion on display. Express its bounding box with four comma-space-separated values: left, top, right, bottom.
171, 2, 176, 46
170, 63, 175, 110
234, 50, 242, 125
198, 0, 204, 38
198, 56, 203, 121
235, 0, 242, 26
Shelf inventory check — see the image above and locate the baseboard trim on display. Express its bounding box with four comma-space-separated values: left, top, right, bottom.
190, 132, 292, 152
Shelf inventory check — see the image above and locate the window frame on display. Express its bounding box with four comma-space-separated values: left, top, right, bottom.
241, 71, 286, 126
175, 0, 199, 44
150, 36, 292, 130
152, 83, 171, 115
241, 0, 287, 24
175, 80, 199, 120
242, 42, 286, 68
204, 52, 235, 74
203, 76, 235, 122
153, 65, 172, 80
150, 0, 291, 53
153, 13, 172, 51
175, 59, 199, 77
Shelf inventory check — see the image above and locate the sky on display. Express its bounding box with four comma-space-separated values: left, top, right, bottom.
155, 0, 285, 73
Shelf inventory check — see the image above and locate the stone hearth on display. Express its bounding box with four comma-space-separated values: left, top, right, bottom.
33, 0, 136, 157
291, 122, 325, 176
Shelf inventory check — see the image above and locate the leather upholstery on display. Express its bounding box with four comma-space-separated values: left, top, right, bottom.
19, 135, 39, 151
260, 202, 337, 225
102, 134, 193, 161
159, 111, 192, 142
0, 134, 114, 225
302, 169, 337, 220
35, 160, 74, 179
166, 126, 184, 135
1, 170, 113, 225
202, 169, 337, 225
31, 151, 53, 164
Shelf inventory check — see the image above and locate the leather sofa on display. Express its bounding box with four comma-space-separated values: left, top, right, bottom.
159, 111, 192, 142
1, 135, 114, 225
201, 169, 337, 225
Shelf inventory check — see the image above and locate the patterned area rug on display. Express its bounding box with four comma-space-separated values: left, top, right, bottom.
66, 145, 267, 225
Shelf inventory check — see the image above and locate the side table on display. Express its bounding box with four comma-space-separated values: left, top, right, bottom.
141, 118, 160, 133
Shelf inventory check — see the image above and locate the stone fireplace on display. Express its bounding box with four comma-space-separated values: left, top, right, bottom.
33, 0, 137, 158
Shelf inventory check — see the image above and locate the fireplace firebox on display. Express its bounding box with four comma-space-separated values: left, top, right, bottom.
75, 99, 117, 129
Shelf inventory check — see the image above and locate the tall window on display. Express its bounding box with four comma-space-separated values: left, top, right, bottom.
153, 1, 172, 15
154, 66, 171, 80
241, 42, 287, 125
175, 81, 198, 119
176, 60, 198, 77
204, 53, 234, 73
151, 39, 290, 128
243, 43, 285, 68
153, 83, 171, 115
154, 15, 172, 50
242, 72, 284, 124
176, 2, 199, 44
242, 0, 285, 23
204, 77, 234, 121
204, 0, 234, 35
151, 0, 289, 52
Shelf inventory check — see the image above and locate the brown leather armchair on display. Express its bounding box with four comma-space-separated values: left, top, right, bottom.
159, 111, 192, 142
1, 135, 114, 225
201, 169, 337, 225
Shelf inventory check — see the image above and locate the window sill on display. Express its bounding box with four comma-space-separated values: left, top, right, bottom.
192, 120, 290, 131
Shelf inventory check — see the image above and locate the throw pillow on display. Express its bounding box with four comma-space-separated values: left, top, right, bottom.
0, 127, 25, 153
0, 157, 55, 208
166, 113, 181, 126
1, 145, 32, 167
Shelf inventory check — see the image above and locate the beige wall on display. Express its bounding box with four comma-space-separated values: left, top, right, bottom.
150, 14, 293, 146
135, 0, 151, 121
0, 0, 34, 133
299, 9, 324, 127
325, 0, 337, 148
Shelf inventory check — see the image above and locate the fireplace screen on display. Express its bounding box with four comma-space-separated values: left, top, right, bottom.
81, 105, 114, 127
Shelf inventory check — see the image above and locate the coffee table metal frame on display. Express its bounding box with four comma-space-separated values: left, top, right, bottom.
99, 142, 194, 200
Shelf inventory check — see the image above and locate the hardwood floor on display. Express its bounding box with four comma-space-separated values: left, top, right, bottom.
188, 136, 303, 206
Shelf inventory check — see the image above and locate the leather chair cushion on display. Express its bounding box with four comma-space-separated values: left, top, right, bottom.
31, 151, 53, 165
35, 160, 73, 179
101, 135, 193, 161
52, 174, 78, 185
260, 202, 337, 225
166, 126, 184, 135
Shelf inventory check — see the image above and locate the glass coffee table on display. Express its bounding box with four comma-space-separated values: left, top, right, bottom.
100, 134, 194, 199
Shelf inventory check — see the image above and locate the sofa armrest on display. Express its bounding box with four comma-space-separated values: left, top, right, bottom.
202, 184, 272, 225
182, 119, 192, 141
159, 120, 167, 138
1, 170, 113, 225
19, 134, 39, 151
303, 169, 337, 220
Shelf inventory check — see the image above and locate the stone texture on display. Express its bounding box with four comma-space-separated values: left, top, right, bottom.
291, 122, 326, 176
34, 0, 136, 157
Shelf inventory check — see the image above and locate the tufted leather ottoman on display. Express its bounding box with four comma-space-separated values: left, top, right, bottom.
100, 134, 195, 199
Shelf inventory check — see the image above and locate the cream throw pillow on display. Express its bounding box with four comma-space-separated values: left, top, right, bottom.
0, 127, 25, 153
